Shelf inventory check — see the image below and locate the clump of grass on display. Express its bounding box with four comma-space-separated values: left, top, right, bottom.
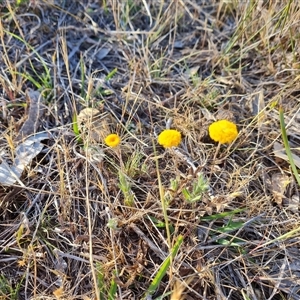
3, 30, 53, 91
0, 273, 24, 300
118, 170, 135, 207
182, 173, 209, 203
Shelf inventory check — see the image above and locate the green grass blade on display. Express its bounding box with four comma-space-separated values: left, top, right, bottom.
105, 68, 118, 80
153, 291, 172, 300
277, 0, 292, 32
95, 263, 106, 300
144, 235, 183, 297
251, 224, 300, 252
108, 277, 117, 300
241, 289, 251, 300
80, 54, 86, 100
72, 113, 83, 143
279, 107, 300, 186
14, 71, 42, 89
72, 113, 80, 136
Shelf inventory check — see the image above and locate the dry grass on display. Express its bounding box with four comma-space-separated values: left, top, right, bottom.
0, 0, 300, 299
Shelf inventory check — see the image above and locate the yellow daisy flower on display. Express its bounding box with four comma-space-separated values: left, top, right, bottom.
158, 129, 182, 148
104, 134, 121, 147
208, 120, 238, 144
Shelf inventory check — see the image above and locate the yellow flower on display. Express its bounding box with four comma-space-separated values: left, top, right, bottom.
158, 129, 182, 148
104, 134, 121, 147
208, 120, 238, 144
17, 259, 27, 267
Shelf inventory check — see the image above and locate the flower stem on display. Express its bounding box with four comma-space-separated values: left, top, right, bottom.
210, 142, 221, 179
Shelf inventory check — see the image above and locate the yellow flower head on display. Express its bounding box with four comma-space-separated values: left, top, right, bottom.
104, 134, 121, 147
208, 120, 238, 144
158, 129, 182, 148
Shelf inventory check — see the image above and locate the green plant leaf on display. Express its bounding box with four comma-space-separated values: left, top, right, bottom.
144, 235, 183, 298
72, 113, 83, 143
108, 278, 117, 300
216, 221, 245, 233
279, 107, 300, 186
105, 68, 118, 80
216, 238, 244, 247
147, 215, 175, 233
200, 208, 246, 221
